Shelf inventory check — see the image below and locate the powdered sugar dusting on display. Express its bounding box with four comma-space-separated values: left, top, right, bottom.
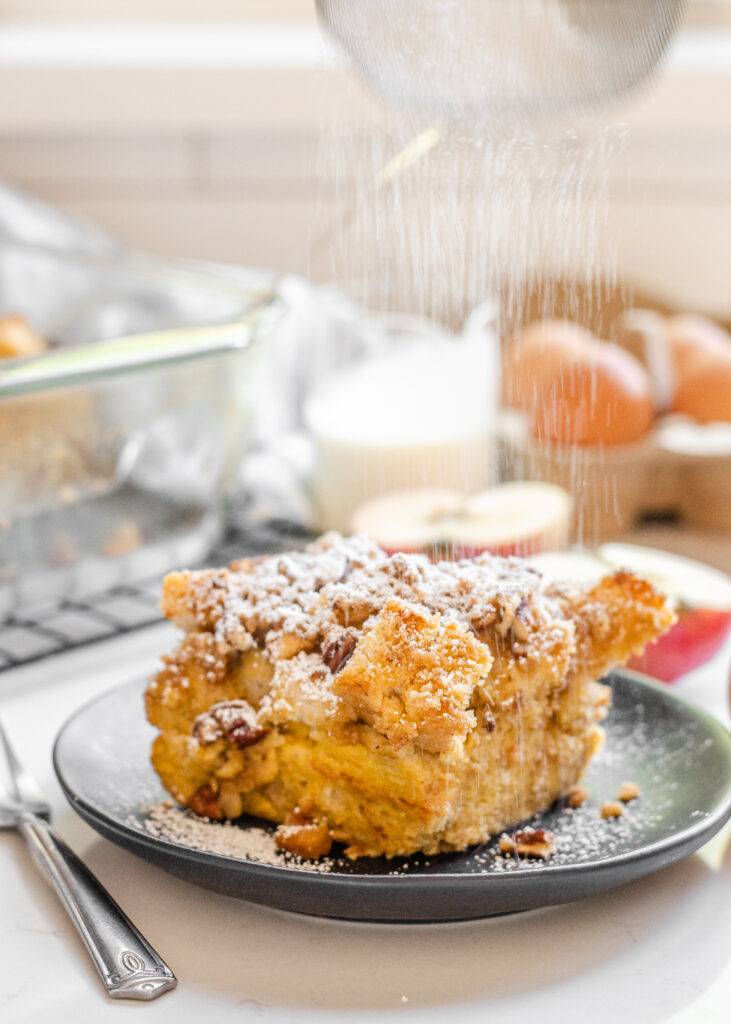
167, 531, 549, 666
143, 802, 335, 872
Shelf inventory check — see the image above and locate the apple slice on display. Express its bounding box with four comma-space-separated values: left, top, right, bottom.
598, 543, 731, 682
350, 489, 463, 555
350, 482, 572, 559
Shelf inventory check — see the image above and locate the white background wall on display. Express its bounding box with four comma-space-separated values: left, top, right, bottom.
0, 3, 728, 320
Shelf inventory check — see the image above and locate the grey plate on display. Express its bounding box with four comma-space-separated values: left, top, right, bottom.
53, 670, 731, 922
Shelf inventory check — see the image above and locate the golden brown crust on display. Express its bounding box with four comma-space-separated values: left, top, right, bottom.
547, 570, 676, 683
146, 534, 675, 859
332, 598, 490, 754
160, 569, 228, 632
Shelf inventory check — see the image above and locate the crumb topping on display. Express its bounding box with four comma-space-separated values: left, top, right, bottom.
156, 532, 674, 745
274, 810, 333, 860
617, 781, 640, 803
161, 531, 549, 666
601, 800, 624, 819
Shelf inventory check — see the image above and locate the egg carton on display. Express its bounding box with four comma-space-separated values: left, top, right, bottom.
499, 415, 731, 545
498, 278, 730, 544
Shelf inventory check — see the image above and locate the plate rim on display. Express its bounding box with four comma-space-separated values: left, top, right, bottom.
53, 667, 731, 890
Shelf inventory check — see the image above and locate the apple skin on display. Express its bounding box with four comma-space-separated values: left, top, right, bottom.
352, 484, 571, 562
628, 607, 731, 682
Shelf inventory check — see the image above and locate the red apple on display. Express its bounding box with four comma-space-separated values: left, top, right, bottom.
350, 482, 572, 559
625, 607, 731, 682
598, 543, 731, 682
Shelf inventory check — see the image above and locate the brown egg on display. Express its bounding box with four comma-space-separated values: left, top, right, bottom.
665, 314, 729, 377
529, 341, 654, 446
672, 349, 731, 423
502, 319, 595, 407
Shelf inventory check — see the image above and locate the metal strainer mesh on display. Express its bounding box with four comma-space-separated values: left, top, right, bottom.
317, 0, 687, 121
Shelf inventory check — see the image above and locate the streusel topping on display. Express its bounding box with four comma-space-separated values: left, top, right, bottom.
161, 531, 552, 665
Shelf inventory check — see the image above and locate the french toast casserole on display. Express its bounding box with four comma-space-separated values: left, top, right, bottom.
145, 533, 674, 859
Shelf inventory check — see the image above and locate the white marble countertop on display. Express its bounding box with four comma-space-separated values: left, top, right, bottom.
0, 624, 729, 1024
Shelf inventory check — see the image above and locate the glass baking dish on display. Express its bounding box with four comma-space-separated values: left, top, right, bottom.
0, 240, 280, 613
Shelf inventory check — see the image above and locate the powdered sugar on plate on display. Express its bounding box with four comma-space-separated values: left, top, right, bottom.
142, 802, 335, 872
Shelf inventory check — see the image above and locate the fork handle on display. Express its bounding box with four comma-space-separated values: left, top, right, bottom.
17, 813, 176, 1000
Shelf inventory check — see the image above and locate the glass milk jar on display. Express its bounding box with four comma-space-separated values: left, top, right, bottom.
304, 304, 500, 532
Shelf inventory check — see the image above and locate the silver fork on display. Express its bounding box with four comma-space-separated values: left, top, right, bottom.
0, 717, 176, 1000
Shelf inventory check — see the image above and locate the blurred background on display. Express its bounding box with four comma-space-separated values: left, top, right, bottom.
0, 0, 728, 317
0, 2, 729, 679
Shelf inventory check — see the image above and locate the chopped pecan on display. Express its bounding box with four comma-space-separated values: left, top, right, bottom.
227, 720, 267, 748
189, 784, 222, 819
478, 705, 496, 732
567, 784, 588, 809
322, 634, 356, 674
499, 828, 556, 860
601, 800, 624, 819
617, 781, 640, 803
274, 810, 333, 859
193, 699, 268, 748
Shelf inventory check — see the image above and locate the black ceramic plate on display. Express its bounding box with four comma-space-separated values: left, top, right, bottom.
54, 670, 731, 922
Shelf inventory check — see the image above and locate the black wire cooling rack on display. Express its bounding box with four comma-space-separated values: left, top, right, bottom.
0, 522, 312, 673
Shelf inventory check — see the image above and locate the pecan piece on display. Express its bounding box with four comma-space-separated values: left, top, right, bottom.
567, 784, 588, 808
322, 634, 356, 674
193, 699, 268, 748
274, 810, 333, 859
227, 718, 267, 748
478, 705, 496, 732
601, 800, 624, 819
499, 828, 556, 860
617, 781, 640, 803
189, 784, 222, 819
